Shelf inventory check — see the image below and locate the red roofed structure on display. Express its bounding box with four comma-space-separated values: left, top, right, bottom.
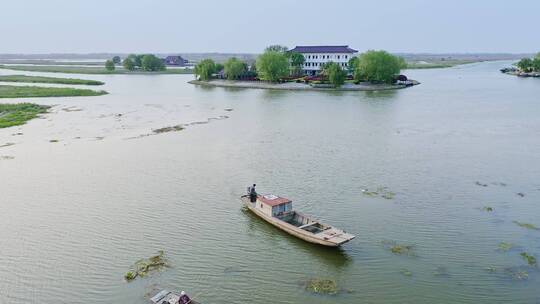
258, 194, 291, 207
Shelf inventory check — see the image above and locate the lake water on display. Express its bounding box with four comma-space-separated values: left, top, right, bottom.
1, 61, 539, 304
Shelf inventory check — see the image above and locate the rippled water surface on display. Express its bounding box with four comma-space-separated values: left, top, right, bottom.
1, 61, 539, 304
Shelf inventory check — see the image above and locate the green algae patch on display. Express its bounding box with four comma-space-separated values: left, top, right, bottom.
362, 186, 396, 200
513, 221, 539, 230
305, 278, 338, 295
0, 103, 50, 128
520, 252, 537, 267
124, 251, 170, 282
497, 242, 513, 252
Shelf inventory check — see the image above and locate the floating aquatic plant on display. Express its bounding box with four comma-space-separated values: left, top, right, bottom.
361, 186, 396, 200
400, 269, 412, 277
483, 206, 493, 212
124, 250, 169, 282
504, 267, 529, 281
382, 240, 416, 256
305, 278, 338, 295
485, 266, 497, 273
433, 266, 450, 277
497, 242, 513, 252
513, 221, 539, 230
520, 252, 537, 267
475, 181, 488, 187
153, 125, 184, 134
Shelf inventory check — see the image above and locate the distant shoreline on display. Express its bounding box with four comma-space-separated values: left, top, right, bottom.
189, 79, 419, 91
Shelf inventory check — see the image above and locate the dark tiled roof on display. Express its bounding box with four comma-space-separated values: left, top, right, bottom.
289, 45, 358, 54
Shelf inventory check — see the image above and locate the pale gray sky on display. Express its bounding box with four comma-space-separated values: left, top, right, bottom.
2, 0, 539, 54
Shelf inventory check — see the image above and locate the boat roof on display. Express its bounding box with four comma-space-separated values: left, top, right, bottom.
259, 194, 291, 207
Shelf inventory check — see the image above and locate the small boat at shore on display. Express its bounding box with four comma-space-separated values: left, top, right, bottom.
241, 193, 355, 247
150, 290, 200, 304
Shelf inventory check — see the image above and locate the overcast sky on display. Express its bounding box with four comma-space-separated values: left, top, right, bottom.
2, 0, 539, 54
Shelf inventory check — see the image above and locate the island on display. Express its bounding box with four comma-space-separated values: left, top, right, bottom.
501, 53, 540, 78
190, 45, 419, 91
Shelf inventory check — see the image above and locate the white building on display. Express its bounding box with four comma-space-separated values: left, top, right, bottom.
289, 45, 358, 75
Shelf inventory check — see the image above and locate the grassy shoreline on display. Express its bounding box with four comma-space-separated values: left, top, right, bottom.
0, 64, 193, 75
405, 60, 479, 69
0, 75, 104, 85
0, 85, 107, 98
0, 103, 50, 128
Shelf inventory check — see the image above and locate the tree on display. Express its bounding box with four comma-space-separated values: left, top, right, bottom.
532, 57, 540, 72
265, 45, 288, 53
347, 56, 359, 74
194, 59, 216, 81
355, 50, 401, 84
517, 58, 533, 72
256, 51, 289, 82
141, 54, 166, 71
123, 58, 135, 71
105, 59, 115, 71
126, 54, 144, 67
397, 56, 408, 69
289, 52, 305, 77
215, 63, 224, 72
323, 62, 346, 87
112, 56, 121, 64
223, 57, 247, 80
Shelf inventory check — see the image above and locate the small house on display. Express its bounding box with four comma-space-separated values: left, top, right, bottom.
256, 194, 292, 217
163, 55, 188, 66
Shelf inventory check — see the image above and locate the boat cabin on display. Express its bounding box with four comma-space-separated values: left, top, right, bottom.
256, 194, 292, 217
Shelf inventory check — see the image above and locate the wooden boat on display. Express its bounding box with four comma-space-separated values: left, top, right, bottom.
241, 193, 355, 247
150, 290, 200, 304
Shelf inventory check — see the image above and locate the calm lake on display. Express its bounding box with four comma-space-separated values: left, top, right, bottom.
1, 61, 539, 304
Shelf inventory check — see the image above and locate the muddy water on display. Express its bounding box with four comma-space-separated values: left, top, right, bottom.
1, 61, 539, 304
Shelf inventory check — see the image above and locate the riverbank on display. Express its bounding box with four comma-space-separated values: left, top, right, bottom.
0, 64, 193, 75
500, 68, 540, 78
0, 85, 107, 98
0, 75, 104, 85
189, 79, 419, 91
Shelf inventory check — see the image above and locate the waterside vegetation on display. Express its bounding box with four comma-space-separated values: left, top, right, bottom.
0, 75, 104, 85
0, 64, 189, 75
0, 85, 107, 98
0, 103, 50, 128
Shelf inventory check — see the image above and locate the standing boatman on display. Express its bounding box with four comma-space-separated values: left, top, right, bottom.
248, 184, 257, 202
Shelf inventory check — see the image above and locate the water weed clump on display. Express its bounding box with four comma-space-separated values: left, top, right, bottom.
382, 240, 416, 256
497, 242, 513, 252
361, 186, 396, 200
153, 125, 184, 134
504, 267, 529, 281
400, 269, 412, 277
483, 206, 494, 212
513, 221, 539, 230
520, 252, 537, 267
433, 266, 450, 277
124, 250, 169, 282
305, 278, 338, 295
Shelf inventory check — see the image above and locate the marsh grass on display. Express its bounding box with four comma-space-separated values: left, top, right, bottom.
0, 65, 192, 75
0, 103, 49, 128
0, 75, 104, 85
0, 85, 107, 98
